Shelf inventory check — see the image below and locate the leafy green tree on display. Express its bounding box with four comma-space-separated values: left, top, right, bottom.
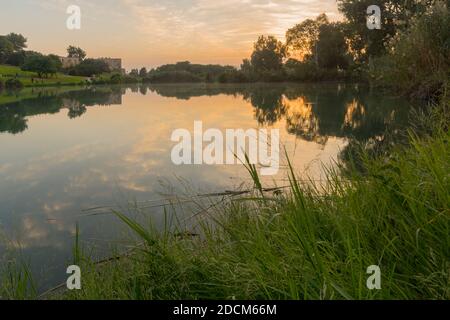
250, 35, 287, 72
21, 55, 58, 78
68, 59, 109, 76
337, 0, 442, 62
48, 54, 63, 71
130, 69, 139, 77
6, 51, 26, 66
67, 46, 86, 60
371, 1, 450, 98
139, 67, 147, 77
0, 36, 14, 64
5, 33, 27, 52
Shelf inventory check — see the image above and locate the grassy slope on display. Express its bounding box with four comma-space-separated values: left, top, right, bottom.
0, 65, 86, 87
57, 101, 449, 300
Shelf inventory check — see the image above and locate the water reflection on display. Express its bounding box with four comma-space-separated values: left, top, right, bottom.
0, 84, 411, 142
0, 87, 123, 134
0, 83, 413, 291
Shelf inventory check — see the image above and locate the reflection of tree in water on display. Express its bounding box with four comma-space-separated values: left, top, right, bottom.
0, 113, 28, 134
242, 87, 287, 125
283, 96, 326, 144
0, 87, 125, 134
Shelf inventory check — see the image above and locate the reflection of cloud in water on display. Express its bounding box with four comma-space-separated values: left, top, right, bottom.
0, 84, 412, 290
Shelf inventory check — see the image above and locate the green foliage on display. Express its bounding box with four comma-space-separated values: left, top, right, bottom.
68, 59, 110, 76
147, 61, 235, 83
317, 23, 349, 70
0, 36, 14, 64
139, 67, 147, 78
67, 45, 86, 60
4, 33, 27, 52
0, 33, 27, 65
337, 0, 442, 62
371, 1, 450, 99
21, 54, 58, 78
251, 35, 287, 73
0, 259, 37, 300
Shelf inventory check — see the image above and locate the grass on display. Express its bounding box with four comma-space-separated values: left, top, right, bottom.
0, 64, 87, 87
53, 99, 449, 300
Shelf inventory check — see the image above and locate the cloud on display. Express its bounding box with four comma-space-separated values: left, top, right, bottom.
120, 0, 341, 65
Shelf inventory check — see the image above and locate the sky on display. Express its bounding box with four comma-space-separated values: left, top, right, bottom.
0, 0, 341, 70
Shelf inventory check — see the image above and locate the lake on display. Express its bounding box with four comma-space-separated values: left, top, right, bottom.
0, 83, 412, 290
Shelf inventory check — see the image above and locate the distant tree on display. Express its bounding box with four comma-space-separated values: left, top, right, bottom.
129, 69, 139, 77
250, 35, 287, 72
68, 59, 109, 76
5, 33, 27, 52
21, 55, 58, 78
6, 51, 26, 66
67, 46, 86, 60
139, 67, 147, 77
240, 59, 253, 73
48, 54, 63, 71
0, 36, 14, 64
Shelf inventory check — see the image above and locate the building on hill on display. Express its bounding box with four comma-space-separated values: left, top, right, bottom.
98, 58, 122, 71
58, 56, 123, 72
59, 56, 80, 68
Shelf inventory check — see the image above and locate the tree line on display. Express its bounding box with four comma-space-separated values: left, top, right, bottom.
1, 0, 448, 98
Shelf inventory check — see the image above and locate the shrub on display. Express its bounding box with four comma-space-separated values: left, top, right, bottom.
371, 1, 450, 99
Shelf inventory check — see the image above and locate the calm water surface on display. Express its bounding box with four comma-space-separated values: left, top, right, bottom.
0, 83, 412, 289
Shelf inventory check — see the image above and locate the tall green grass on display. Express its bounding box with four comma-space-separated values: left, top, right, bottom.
61, 101, 449, 300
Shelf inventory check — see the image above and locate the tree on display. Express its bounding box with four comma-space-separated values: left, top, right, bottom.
5, 33, 27, 52
0, 36, 14, 64
337, 0, 441, 62
21, 55, 58, 78
250, 35, 287, 72
371, 1, 450, 98
6, 51, 26, 66
139, 67, 147, 77
67, 46, 86, 60
130, 69, 139, 77
316, 23, 349, 69
48, 54, 63, 71
68, 59, 109, 76
286, 13, 329, 61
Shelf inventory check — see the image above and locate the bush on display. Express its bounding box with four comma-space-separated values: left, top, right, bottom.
371, 2, 450, 99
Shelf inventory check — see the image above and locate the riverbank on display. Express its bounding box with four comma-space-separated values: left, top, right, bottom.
34, 94, 447, 300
